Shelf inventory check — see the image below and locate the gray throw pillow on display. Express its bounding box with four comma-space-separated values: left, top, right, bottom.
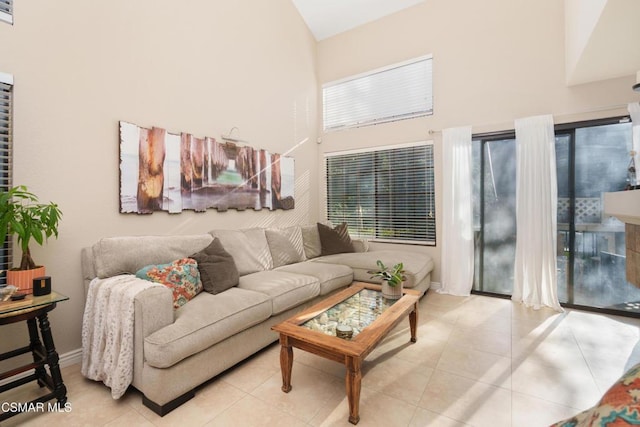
317, 222, 354, 256
190, 238, 239, 295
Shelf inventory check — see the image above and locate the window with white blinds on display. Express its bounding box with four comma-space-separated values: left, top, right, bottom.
0, 73, 13, 284
322, 55, 433, 131
326, 142, 436, 245
0, 0, 13, 24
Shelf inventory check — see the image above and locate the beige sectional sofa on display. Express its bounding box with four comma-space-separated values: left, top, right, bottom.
81, 225, 434, 415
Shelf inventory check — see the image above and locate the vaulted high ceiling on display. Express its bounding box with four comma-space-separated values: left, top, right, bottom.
291, 0, 640, 87
565, 0, 640, 86
291, 0, 425, 41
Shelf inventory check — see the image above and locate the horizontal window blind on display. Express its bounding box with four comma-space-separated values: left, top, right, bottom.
0, 77, 12, 284
323, 55, 433, 131
326, 142, 436, 245
0, 0, 12, 24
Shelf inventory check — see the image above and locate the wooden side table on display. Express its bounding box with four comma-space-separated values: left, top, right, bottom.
0, 291, 69, 421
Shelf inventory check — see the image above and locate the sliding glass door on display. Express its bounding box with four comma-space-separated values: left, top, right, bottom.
472, 136, 517, 295
473, 118, 639, 316
556, 121, 639, 311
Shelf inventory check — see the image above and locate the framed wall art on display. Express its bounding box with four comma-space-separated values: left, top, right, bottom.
119, 121, 295, 214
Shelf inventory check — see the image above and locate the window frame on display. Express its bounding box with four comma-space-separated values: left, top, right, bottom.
322, 54, 433, 132
325, 140, 436, 246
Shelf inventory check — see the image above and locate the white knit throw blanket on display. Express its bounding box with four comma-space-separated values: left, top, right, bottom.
81, 275, 162, 399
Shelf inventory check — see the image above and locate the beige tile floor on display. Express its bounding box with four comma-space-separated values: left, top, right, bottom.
3, 292, 640, 426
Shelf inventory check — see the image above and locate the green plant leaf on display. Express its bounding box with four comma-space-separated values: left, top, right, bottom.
0, 185, 62, 270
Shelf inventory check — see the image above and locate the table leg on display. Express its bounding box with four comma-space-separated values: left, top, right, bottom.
27, 317, 47, 387
345, 356, 362, 424
38, 312, 67, 404
409, 303, 418, 343
279, 335, 293, 393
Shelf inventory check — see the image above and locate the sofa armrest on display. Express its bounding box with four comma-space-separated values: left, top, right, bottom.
132, 286, 174, 388
134, 286, 174, 338
81, 247, 96, 296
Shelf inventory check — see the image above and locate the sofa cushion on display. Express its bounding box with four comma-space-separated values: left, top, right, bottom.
301, 225, 322, 259
317, 222, 354, 256
313, 250, 434, 289
144, 287, 272, 368
210, 228, 273, 276
135, 258, 203, 309
275, 261, 353, 295
265, 226, 306, 268
93, 234, 214, 278
238, 270, 320, 315
190, 238, 239, 295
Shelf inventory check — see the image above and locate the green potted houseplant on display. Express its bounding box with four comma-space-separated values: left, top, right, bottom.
0, 185, 62, 292
368, 260, 406, 300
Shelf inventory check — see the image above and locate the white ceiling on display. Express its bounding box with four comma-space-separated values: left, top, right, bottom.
291, 0, 425, 41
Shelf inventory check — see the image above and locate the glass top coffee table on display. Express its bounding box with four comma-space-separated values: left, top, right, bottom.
271, 282, 420, 425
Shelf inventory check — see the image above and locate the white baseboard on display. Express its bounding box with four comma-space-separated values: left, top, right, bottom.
60, 347, 83, 368
0, 347, 82, 387
429, 281, 441, 291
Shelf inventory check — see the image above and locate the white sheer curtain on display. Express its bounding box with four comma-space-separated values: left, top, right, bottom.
439, 126, 474, 296
513, 115, 562, 311
629, 103, 640, 175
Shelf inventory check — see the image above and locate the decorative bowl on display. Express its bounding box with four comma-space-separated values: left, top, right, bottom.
0, 285, 18, 301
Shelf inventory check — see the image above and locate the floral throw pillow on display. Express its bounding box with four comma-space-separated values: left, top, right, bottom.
136, 258, 203, 309
551, 363, 640, 427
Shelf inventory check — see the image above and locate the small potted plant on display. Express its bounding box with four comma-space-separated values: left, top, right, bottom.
0, 185, 62, 292
368, 260, 406, 299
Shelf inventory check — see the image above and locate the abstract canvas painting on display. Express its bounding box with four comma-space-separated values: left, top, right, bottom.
120, 121, 295, 214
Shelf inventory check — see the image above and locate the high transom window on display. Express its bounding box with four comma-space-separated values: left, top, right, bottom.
322, 55, 433, 131
0, 0, 13, 24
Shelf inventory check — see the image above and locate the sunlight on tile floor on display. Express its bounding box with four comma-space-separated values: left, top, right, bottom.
3, 292, 640, 426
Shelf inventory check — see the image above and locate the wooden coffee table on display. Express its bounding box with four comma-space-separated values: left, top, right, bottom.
271, 282, 420, 424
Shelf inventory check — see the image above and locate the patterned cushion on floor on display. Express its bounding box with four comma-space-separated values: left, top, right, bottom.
551, 363, 640, 426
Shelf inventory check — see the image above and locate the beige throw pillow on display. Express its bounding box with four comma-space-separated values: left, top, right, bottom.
265, 227, 306, 268
210, 228, 273, 276
301, 225, 322, 259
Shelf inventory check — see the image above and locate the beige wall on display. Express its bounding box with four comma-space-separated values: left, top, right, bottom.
316, 0, 639, 283
0, 0, 318, 356
1, 0, 639, 359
